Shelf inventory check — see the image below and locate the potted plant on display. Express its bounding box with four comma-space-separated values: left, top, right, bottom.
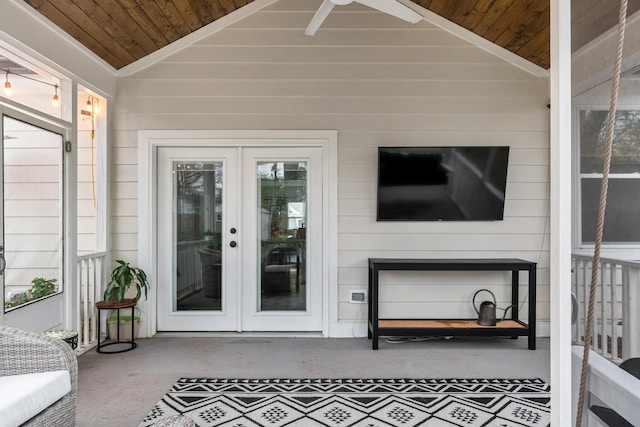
100, 260, 149, 342
103, 260, 149, 303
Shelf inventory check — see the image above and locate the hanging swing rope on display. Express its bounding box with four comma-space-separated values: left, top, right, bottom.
575, 0, 628, 425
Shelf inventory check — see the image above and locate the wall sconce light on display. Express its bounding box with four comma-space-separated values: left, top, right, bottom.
81, 96, 99, 117
4, 71, 12, 96
52, 85, 59, 107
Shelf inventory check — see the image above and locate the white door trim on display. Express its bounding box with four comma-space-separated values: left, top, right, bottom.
138, 130, 337, 338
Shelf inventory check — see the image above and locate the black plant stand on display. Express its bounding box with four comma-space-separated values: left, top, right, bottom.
96, 299, 137, 353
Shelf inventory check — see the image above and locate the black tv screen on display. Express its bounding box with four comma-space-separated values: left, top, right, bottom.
377, 146, 509, 221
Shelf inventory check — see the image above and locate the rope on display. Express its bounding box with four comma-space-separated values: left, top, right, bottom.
575, 0, 628, 424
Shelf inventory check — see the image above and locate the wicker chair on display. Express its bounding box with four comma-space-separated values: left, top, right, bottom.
0, 326, 77, 426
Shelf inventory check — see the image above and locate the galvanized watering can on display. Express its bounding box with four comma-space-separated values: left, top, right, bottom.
473, 289, 497, 326
472, 289, 516, 326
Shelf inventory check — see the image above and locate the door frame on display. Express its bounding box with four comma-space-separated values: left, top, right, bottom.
138, 130, 337, 337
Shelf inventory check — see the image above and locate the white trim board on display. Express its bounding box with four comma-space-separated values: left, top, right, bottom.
550, 0, 573, 426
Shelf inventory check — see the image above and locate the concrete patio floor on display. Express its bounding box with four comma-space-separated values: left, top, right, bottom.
76, 335, 550, 426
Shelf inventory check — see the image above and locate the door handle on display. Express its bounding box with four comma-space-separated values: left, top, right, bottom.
230, 241, 237, 248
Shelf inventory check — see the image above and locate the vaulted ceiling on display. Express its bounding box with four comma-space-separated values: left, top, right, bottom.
18, 0, 640, 72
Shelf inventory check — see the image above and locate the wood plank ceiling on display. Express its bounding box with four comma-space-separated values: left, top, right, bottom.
18, 0, 632, 71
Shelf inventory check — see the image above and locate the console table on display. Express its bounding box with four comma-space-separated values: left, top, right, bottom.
368, 258, 537, 350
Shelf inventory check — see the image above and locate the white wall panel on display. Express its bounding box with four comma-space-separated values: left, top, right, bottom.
111, 182, 138, 199
111, 165, 137, 181
201, 28, 462, 46
5, 235, 61, 252
3, 166, 59, 182
111, 217, 138, 234
112, 199, 138, 216
169, 45, 498, 64
77, 217, 97, 234
339, 267, 551, 287
113, 0, 550, 333
5, 217, 58, 233
113, 147, 138, 164
4, 183, 58, 199
111, 234, 138, 251
119, 79, 547, 99
140, 96, 543, 115
338, 216, 547, 234
4, 200, 60, 215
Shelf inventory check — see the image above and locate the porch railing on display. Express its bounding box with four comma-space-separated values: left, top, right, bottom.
177, 240, 208, 299
572, 254, 640, 363
75, 244, 207, 351
77, 252, 107, 352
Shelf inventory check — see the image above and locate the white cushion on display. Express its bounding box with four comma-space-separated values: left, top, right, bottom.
0, 370, 71, 427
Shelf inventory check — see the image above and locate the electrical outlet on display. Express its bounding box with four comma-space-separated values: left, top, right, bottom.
349, 289, 367, 304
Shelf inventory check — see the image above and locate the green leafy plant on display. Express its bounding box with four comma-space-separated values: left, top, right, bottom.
29, 277, 58, 298
202, 230, 222, 250
4, 277, 58, 309
103, 260, 149, 303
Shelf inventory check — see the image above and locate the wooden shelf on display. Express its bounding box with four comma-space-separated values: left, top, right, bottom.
378, 319, 526, 329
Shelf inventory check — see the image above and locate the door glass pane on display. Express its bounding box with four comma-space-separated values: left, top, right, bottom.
257, 161, 307, 311
3, 116, 63, 311
174, 161, 223, 311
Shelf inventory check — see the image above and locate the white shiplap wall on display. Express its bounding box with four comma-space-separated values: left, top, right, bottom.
113, 0, 550, 334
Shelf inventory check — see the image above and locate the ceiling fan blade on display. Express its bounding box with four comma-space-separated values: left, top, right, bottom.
356, 0, 423, 24
305, 0, 336, 36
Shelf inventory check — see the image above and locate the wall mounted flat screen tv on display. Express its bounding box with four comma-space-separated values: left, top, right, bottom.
377, 146, 509, 221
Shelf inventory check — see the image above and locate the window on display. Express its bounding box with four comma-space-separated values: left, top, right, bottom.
3, 115, 64, 310
578, 109, 640, 244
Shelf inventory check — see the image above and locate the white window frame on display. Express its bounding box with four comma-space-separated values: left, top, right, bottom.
0, 104, 74, 331
573, 105, 640, 250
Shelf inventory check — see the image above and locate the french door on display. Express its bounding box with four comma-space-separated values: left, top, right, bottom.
157, 145, 323, 332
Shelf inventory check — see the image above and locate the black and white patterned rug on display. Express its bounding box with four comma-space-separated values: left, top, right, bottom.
138, 378, 550, 427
